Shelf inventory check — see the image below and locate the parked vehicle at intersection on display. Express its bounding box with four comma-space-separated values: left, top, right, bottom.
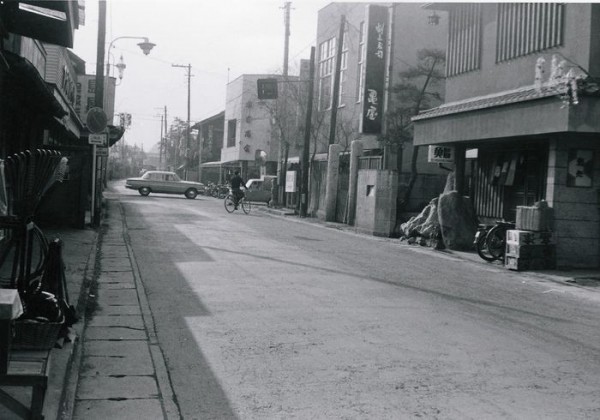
244, 176, 275, 204
125, 171, 205, 199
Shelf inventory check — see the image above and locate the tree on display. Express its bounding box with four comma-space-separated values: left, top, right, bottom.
381, 48, 446, 214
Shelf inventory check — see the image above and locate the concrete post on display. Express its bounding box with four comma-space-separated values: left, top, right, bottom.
324, 144, 342, 222
348, 140, 363, 225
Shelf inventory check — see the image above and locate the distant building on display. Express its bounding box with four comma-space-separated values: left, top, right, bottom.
221, 74, 299, 181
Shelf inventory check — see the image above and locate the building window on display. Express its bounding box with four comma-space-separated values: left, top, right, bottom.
318, 37, 336, 111
446, 3, 482, 77
356, 21, 365, 103
227, 119, 237, 147
87, 79, 95, 94
496, 3, 564, 63
338, 25, 348, 107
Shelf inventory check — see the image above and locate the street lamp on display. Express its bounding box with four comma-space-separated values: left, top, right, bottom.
105, 36, 156, 76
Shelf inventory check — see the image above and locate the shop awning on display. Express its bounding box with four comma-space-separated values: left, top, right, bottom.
0, 1, 80, 47
413, 86, 600, 145
2, 51, 67, 118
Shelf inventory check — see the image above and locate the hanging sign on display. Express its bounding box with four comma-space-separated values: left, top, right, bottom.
285, 171, 297, 192
361, 5, 388, 134
427, 145, 455, 163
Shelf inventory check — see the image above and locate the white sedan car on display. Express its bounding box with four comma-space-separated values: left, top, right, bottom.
125, 171, 205, 199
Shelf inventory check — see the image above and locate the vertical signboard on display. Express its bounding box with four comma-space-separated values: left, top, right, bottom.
361, 5, 388, 134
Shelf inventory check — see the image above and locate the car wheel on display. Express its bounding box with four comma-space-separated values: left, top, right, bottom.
185, 188, 198, 199
139, 187, 151, 196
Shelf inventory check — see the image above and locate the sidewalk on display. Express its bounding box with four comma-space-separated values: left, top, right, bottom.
258, 206, 600, 295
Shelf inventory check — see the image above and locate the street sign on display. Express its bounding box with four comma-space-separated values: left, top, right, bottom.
96, 147, 109, 157
88, 133, 107, 146
86, 107, 108, 133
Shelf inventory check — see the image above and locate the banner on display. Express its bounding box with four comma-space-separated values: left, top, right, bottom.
362, 5, 388, 134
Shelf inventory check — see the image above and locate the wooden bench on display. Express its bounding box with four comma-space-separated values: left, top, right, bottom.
0, 290, 50, 420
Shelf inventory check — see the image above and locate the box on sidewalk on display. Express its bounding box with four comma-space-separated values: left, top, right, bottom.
506, 229, 553, 245
515, 200, 554, 232
505, 243, 556, 259
505, 255, 556, 271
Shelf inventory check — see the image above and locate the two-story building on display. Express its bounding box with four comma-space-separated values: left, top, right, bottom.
221, 74, 299, 181
310, 3, 448, 232
413, 3, 600, 268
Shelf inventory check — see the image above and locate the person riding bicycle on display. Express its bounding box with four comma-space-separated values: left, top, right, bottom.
229, 170, 247, 209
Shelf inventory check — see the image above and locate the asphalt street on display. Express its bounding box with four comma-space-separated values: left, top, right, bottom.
108, 181, 600, 419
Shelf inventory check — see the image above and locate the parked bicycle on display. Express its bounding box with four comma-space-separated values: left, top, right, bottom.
210, 184, 229, 199
224, 191, 251, 214
474, 220, 515, 262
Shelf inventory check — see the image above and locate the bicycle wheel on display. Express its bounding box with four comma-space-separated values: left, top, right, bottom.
475, 230, 496, 262
485, 225, 507, 261
224, 195, 236, 213
241, 198, 251, 214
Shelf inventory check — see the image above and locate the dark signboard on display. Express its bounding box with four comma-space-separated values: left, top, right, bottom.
362, 5, 388, 134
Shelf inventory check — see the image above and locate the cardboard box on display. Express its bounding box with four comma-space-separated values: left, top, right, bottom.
505, 255, 556, 271
505, 243, 556, 259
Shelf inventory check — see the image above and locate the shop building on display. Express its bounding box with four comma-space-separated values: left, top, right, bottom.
413, 3, 600, 268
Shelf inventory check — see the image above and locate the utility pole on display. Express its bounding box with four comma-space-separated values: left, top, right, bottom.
276, 1, 292, 207
328, 14, 345, 145
163, 105, 168, 169
172, 63, 192, 179
158, 114, 164, 166
300, 47, 315, 218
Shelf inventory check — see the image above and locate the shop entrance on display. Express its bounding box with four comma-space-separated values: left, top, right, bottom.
470, 142, 548, 222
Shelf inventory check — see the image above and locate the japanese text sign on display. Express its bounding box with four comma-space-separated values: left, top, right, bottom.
362, 5, 388, 134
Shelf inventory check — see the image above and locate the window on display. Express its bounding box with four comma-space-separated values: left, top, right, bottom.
318, 37, 336, 110
356, 21, 365, 103
338, 25, 349, 106
496, 3, 564, 62
227, 119, 237, 147
446, 4, 482, 77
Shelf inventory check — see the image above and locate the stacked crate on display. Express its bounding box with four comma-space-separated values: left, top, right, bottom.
505, 201, 555, 271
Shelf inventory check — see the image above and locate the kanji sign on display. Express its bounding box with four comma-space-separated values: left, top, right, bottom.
257, 78, 278, 99
361, 5, 388, 134
427, 145, 455, 163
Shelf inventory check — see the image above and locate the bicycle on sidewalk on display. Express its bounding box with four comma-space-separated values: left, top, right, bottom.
474, 220, 515, 262
224, 190, 251, 214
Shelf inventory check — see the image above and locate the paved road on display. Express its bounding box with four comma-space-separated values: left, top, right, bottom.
114, 183, 600, 419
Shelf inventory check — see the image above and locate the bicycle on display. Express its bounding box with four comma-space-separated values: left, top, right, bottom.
224, 192, 251, 214
474, 220, 515, 262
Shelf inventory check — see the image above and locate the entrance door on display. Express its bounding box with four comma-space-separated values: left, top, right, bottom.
471, 144, 547, 222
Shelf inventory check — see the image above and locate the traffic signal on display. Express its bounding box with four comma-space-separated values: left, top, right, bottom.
257, 78, 278, 99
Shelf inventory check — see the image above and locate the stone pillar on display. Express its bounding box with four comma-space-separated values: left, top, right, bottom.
323, 144, 342, 222
347, 140, 363, 225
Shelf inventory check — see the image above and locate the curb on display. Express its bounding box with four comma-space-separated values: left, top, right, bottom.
55, 227, 100, 420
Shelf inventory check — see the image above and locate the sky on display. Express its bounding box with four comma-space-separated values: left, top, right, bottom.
72, 0, 333, 153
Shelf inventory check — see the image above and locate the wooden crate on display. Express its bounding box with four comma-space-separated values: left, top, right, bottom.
505, 255, 556, 271
505, 243, 556, 259
506, 229, 553, 246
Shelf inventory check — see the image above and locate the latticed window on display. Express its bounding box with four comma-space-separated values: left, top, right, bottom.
446, 3, 482, 77
318, 37, 336, 110
496, 3, 564, 62
356, 21, 365, 103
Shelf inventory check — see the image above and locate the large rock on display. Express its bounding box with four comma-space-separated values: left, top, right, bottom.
437, 191, 478, 250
